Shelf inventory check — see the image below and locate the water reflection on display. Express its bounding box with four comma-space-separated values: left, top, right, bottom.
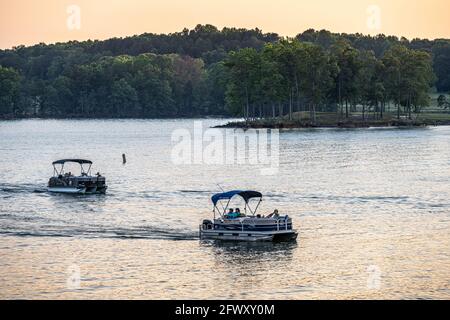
48, 192, 108, 209
199, 241, 298, 297
203, 240, 297, 266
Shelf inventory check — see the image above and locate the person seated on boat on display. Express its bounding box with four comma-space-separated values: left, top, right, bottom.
227, 208, 241, 219
225, 208, 234, 219
235, 208, 245, 217
267, 209, 279, 218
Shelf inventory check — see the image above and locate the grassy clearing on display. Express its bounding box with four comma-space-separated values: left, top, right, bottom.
217, 92, 450, 129
218, 111, 450, 129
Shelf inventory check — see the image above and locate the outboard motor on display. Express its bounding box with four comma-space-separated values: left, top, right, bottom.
202, 219, 213, 230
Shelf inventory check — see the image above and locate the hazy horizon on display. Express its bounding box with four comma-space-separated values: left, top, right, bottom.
1, 0, 449, 49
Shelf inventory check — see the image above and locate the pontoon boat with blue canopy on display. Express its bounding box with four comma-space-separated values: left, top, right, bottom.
200, 190, 298, 242
47, 159, 107, 194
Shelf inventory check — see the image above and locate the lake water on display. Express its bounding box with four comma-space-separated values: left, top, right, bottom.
0, 119, 449, 299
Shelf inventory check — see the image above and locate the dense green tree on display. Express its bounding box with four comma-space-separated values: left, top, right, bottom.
404, 50, 435, 116
224, 48, 260, 119
355, 50, 385, 119
169, 54, 205, 116
259, 46, 285, 118
202, 62, 229, 115
0, 65, 21, 116
437, 94, 449, 111
129, 54, 174, 117
432, 41, 450, 92
301, 44, 337, 124
110, 79, 139, 117
330, 40, 362, 118
382, 45, 434, 119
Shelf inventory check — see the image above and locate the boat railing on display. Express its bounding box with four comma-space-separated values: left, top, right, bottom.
276, 217, 290, 231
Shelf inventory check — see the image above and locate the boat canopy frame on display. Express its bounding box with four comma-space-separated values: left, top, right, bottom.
211, 190, 263, 218
52, 159, 92, 176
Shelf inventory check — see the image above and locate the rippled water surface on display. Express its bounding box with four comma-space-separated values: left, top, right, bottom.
0, 119, 449, 299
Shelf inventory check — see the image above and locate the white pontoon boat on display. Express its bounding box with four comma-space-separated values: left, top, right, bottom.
200, 190, 298, 242
47, 159, 107, 194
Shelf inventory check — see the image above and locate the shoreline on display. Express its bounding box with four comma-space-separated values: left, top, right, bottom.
0, 115, 231, 121
2, 115, 450, 129
214, 117, 450, 129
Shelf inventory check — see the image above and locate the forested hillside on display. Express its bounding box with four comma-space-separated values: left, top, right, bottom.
0, 24, 449, 119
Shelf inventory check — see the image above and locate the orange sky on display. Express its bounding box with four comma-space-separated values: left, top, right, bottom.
0, 0, 449, 49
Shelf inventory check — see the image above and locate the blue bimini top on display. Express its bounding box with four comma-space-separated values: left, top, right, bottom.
211, 190, 262, 206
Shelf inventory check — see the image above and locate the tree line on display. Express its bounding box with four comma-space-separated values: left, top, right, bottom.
225, 39, 435, 122
0, 25, 449, 119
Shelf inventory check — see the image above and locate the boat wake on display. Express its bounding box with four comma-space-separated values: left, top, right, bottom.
0, 183, 43, 194
178, 190, 212, 194
0, 224, 198, 240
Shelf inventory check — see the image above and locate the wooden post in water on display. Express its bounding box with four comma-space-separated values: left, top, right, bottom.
122, 153, 126, 164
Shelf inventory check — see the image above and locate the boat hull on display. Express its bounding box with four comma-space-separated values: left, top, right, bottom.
199, 228, 298, 242
48, 174, 107, 195
48, 187, 86, 194
47, 186, 107, 194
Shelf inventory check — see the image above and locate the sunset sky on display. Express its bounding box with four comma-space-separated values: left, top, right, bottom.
1, 0, 449, 49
